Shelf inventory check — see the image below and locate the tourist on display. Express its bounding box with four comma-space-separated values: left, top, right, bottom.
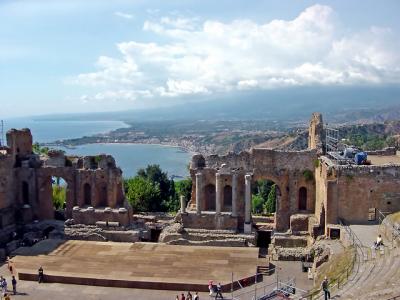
374, 234, 384, 249
180, 293, 186, 300
193, 291, 199, 300
3, 293, 11, 300
11, 276, 17, 295
175, 296, 179, 300
6, 257, 13, 275
215, 283, 223, 299
208, 280, 214, 296
1, 277, 8, 295
38, 266, 44, 283
321, 276, 330, 300
186, 291, 192, 300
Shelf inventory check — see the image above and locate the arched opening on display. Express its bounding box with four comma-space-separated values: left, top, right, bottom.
97, 184, 108, 207
204, 184, 216, 211
52, 176, 67, 220
22, 181, 29, 205
298, 187, 307, 210
223, 185, 232, 212
84, 183, 91, 206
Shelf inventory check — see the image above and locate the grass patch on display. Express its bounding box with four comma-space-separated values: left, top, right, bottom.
309, 246, 355, 296
388, 211, 400, 224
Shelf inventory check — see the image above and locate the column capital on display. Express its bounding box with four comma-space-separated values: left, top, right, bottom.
245, 174, 252, 181
195, 172, 203, 177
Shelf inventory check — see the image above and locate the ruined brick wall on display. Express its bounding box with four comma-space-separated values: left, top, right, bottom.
2, 128, 129, 227
0, 156, 16, 233
308, 112, 324, 152
191, 148, 318, 232
316, 156, 400, 226
334, 165, 400, 224
6, 128, 32, 158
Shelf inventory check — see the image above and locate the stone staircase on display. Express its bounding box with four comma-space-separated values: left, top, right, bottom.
328, 222, 400, 300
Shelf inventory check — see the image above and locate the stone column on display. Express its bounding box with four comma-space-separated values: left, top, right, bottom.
195, 173, 202, 214
215, 173, 223, 214
180, 195, 186, 214
231, 173, 238, 217
244, 174, 252, 233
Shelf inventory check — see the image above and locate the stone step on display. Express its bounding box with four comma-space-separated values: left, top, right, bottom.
184, 228, 238, 235
167, 238, 248, 247
340, 246, 400, 299
359, 250, 395, 296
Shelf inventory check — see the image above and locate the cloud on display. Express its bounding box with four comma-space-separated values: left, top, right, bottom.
114, 11, 134, 19
70, 4, 400, 104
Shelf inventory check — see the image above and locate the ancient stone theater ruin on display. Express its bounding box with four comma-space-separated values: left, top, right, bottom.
167, 112, 400, 250
0, 128, 132, 254
1, 113, 400, 258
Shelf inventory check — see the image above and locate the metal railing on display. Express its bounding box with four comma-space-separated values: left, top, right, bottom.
229, 270, 309, 300
305, 220, 362, 299
377, 209, 400, 247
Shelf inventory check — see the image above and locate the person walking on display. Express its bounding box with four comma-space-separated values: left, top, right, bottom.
321, 276, 330, 300
186, 291, 192, 300
215, 283, 223, 299
0, 276, 5, 295
7, 256, 13, 275
193, 291, 199, 300
2, 277, 8, 295
11, 276, 17, 295
38, 266, 44, 283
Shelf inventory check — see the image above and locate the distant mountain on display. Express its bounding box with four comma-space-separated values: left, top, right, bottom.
34, 85, 400, 124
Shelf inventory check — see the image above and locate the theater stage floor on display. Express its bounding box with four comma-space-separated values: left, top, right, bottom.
13, 240, 265, 291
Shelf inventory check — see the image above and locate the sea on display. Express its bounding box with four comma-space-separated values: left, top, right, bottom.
2, 118, 192, 179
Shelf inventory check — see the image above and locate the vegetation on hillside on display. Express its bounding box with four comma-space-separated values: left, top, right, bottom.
33, 142, 51, 155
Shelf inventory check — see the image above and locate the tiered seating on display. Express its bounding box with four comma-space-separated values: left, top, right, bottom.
332, 225, 400, 300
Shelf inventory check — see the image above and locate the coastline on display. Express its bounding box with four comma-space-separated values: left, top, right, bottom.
54, 141, 197, 156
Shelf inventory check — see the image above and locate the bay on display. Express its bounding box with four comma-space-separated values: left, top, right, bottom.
57, 143, 192, 179
2, 119, 192, 179
2, 118, 129, 143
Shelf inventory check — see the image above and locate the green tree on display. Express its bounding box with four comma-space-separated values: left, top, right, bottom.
252, 194, 264, 214
175, 178, 192, 202
264, 184, 276, 214
52, 185, 66, 210
125, 176, 161, 211
137, 164, 171, 206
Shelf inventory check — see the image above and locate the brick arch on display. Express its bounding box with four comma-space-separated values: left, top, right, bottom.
251, 171, 290, 231
251, 174, 285, 211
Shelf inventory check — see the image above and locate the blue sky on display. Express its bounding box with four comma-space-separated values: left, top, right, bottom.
1, 0, 399, 118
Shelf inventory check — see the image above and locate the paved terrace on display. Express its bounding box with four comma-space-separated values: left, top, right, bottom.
13, 240, 264, 292
369, 153, 400, 165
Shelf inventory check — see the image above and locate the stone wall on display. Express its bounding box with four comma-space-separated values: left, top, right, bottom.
0, 128, 130, 232
180, 212, 238, 230
317, 156, 400, 226
308, 112, 324, 153
366, 147, 397, 156
190, 147, 317, 232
